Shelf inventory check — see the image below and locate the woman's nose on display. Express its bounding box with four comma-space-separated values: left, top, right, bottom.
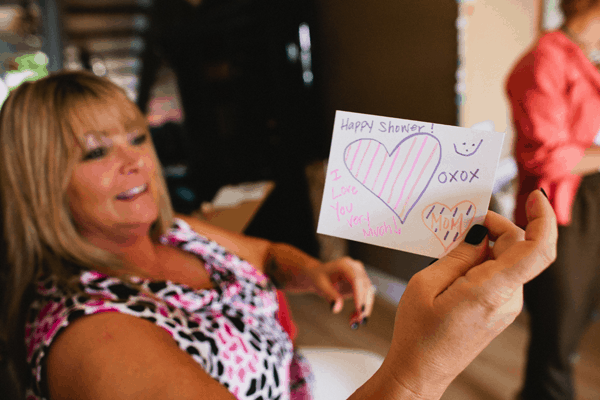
117, 145, 142, 175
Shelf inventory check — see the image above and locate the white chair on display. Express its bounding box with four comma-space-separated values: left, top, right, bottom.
298, 347, 385, 400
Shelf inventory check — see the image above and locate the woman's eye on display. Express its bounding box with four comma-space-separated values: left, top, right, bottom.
131, 134, 148, 146
82, 147, 107, 161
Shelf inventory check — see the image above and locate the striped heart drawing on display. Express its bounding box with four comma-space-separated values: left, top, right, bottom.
422, 201, 476, 251
344, 134, 442, 223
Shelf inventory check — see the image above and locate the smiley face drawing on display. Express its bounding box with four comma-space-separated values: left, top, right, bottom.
454, 139, 483, 157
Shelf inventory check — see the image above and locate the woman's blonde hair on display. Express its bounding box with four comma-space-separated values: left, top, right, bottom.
0, 70, 174, 393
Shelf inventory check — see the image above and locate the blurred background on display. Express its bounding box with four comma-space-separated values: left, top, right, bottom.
0, 0, 541, 277
1, 2, 598, 398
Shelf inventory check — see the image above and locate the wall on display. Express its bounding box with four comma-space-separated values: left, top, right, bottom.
460, 0, 541, 159
313, 0, 458, 128
312, 1, 459, 279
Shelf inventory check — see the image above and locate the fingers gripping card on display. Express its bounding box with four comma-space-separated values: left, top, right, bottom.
317, 111, 505, 258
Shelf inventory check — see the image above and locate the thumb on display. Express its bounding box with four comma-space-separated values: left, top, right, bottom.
496, 189, 558, 285
423, 224, 490, 296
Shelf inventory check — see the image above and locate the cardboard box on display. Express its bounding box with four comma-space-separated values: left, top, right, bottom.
195, 181, 275, 233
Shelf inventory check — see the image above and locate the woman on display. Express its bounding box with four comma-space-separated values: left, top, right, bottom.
0, 70, 375, 399
506, 1, 600, 398
0, 71, 557, 400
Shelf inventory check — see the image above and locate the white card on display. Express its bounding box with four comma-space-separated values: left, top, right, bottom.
317, 111, 505, 258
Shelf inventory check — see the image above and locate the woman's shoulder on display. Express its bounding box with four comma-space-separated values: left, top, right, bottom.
534, 30, 581, 57
25, 272, 197, 397
506, 31, 578, 93
26, 274, 152, 363
171, 213, 222, 237
44, 311, 231, 400
160, 215, 220, 253
511, 31, 575, 66
164, 214, 226, 245
516, 31, 574, 66
537, 30, 570, 45
169, 214, 271, 271
164, 214, 197, 237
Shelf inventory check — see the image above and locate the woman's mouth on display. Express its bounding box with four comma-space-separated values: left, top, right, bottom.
116, 184, 148, 201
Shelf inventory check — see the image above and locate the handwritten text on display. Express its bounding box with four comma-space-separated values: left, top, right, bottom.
379, 121, 427, 134
329, 169, 359, 222
340, 118, 374, 134
362, 213, 402, 237
437, 169, 479, 184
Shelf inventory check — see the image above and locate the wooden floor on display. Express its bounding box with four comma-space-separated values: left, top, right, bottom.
287, 293, 600, 400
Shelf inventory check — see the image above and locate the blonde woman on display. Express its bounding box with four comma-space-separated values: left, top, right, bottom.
0, 71, 557, 400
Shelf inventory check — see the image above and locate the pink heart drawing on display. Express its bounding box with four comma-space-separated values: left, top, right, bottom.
422, 201, 476, 251
344, 134, 442, 223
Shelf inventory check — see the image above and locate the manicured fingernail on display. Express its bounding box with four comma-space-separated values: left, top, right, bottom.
361, 305, 365, 313
465, 224, 488, 245
539, 187, 548, 199
427, 258, 438, 266
351, 322, 359, 330
361, 317, 368, 326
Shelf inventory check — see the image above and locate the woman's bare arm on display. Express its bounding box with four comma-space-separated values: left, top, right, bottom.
177, 214, 374, 321
46, 312, 236, 400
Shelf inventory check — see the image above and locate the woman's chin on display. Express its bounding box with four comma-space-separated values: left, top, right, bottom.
124, 212, 160, 227
114, 197, 159, 223
106, 209, 160, 233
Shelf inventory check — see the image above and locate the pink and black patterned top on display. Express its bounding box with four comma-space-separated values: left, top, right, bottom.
24, 218, 312, 400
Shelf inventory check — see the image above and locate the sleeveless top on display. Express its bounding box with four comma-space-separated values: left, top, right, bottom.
24, 218, 313, 400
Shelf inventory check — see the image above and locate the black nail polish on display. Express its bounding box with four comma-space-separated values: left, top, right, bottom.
361, 317, 368, 326
351, 322, 359, 330
427, 258, 438, 266
539, 187, 548, 199
465, 224, 488, 245
361, 305, 365, 313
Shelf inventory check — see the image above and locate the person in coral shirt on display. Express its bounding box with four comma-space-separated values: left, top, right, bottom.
506, 1, 600, 399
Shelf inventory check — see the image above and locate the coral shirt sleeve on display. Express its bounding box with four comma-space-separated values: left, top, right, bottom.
507, 44, 586, 181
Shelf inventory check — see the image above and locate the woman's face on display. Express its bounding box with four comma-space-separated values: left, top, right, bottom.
67, 110, 160, 241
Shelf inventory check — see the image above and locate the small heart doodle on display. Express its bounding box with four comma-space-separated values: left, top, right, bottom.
422, 201, 476, 251
344, 134, 442, 223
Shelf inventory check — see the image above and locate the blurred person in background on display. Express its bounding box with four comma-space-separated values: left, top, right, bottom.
506, 0, 600, 398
